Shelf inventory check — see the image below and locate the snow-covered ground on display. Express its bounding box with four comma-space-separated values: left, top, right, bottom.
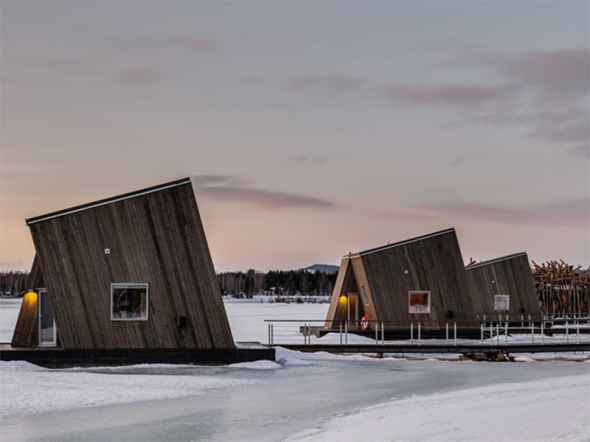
286, 374, 590, 442
1, 299, 589, 441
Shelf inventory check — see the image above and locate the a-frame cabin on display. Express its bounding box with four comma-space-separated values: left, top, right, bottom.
465, 252, 541, 318
11, 178, 235, 350
325, 228, 481, 330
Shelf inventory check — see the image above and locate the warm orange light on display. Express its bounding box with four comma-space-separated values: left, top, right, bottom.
23, 291, 38, 306
338, 295, 348, 304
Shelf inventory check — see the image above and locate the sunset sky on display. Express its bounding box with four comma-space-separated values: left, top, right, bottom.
1, 1, 589, 272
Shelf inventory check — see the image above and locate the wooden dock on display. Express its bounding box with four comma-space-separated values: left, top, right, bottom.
0, 343, 275, 367
275, 342, 590, 355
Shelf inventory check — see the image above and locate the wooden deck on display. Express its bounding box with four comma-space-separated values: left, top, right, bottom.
0, 343, 275, 367
275, 342, 590, 354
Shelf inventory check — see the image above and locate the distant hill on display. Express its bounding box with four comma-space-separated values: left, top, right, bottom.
303, 264, 339, 274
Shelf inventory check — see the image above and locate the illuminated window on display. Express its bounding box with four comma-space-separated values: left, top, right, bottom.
111, 283, 149, 321
409, 291, 430, 314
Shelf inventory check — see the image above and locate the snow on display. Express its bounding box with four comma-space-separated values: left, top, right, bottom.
227, 360, 282, 370
0, 299, 21, 342
1, 298, 589, 442
0, 360, 259, 417
286, 375, 590, 442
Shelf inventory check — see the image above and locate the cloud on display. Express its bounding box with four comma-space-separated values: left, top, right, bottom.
112, 66, 166, 85
191, 175, 335, 210
131, 38, 219, 52
379, 83, 514, 106
418, 198, 589, 227
437, 47, 590, 156
287, 74, 364, 97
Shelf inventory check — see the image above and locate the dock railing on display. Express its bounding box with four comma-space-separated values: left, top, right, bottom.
263, 317, 590, 347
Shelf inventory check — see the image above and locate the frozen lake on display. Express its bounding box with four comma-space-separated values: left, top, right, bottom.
1, 299, 589, 441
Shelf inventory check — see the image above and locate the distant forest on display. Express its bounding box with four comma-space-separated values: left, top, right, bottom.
0, 270, 28, 297
0, 269, 338, 297
217, 269, 338, 296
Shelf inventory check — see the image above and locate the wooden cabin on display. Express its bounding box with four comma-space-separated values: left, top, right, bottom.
324, 228, 481, 330
466, 252, 541, 318
11, 178, 235, 350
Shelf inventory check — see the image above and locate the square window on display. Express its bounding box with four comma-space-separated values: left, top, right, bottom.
111, 283, 149, 321
409, 291, 430, 314
494, 294, 510, 311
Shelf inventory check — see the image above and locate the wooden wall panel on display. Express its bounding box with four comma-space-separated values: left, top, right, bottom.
11, 257, 43, 347
359, 229, 478, 328
349, 256, 379, 323
466, 253, 541, 317
28, 179, 234, 349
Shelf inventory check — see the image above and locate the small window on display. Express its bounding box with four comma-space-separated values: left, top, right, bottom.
359, 284, 370, 306
111, 283, 149, 321
494, 294, 510, 311
409, 291, 430, 314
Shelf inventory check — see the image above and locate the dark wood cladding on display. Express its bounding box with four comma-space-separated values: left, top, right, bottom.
361, 229, 479, 326
466, 253, 541, 316
326, 229, 481, 328
27, 179, 234, 349
10, 257, 44, 347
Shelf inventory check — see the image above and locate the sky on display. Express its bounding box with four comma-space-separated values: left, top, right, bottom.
1, 1, 589, 272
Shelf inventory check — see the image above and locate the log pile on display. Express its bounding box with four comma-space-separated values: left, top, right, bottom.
531, 261, 590, 317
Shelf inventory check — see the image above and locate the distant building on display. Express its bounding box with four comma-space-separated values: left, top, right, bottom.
465, 252, 541, 317
324, 228, 480, 330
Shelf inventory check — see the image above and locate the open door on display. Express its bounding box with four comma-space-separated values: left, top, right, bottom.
38, 289, 57, 347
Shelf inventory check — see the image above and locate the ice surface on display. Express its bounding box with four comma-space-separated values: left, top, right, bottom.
0, 361, 259, 417
227, 360, 282, 370
1, 298, 589, 442
286, 375, 590, 442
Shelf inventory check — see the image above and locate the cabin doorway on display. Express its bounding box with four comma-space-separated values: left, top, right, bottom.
38, 289, 57, 347
347, 293, 360, 328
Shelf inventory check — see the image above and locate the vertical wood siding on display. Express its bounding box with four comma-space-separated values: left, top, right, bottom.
11, 257, 44, 347
357, 230, 478, 328
28, 181, 234, 349
466, 253, 541, 317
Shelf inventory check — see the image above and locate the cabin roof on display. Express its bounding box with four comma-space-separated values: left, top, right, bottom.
347, 228, 456, 258
465, 252, 528, 270
26, 178, 192, 225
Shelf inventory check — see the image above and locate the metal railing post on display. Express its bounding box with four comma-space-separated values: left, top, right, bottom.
418, 322, 421, 346
446, 323, 449, 345
268, 323, 271, 345
505, 321, 508, 345
497, 322, 500, 345
480, 322, 484, 345
489, 323, 493, 346
411, 322, 414, 344
339, 321, 343, 345
577, 320, 580, 344
345, 321, 348, 345
541, 320, 544, 345
521, 314, 524, 328
453, 322, 457, 346
375, 322, 378, 344
531, 322, 534, 344
381, 322, 384, 345
271, 323, 274, 345
566, 320, 569, 343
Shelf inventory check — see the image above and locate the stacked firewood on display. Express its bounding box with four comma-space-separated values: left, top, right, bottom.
532, 261, 590, 317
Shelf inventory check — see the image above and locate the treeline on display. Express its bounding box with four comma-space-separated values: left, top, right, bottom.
217, 269, 337, 296
0, 268, 337, 298
0, 270, 29, 297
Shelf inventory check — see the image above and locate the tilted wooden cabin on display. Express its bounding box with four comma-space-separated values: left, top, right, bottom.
325, 228, 482, 330
465, 252, 541, 318
11, 178, 234, 350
